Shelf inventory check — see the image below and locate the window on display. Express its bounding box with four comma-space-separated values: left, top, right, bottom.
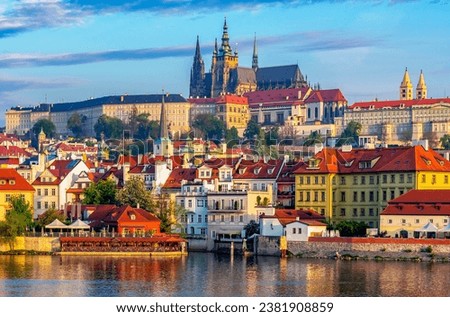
340, 208, 346, 216
382, 175, 387, 184
445, 175, 449, 184
321, 191, 326, 202
340, 177, 346, 185
220, 215, 225, 222
353, 191, 358, 202
299, 192, 304, 201
432, 175, 437, 184
388, 219, 392, 224
360, 191, 366, 202
390, 174, 395, 183
421, 174, 426, 183
52, 189, 56, 196
415, 219, 420, 224
230, 215, 235, 223
198, 215, 202, 223
369, 191, 374, 202
212, 215, 216, 222
369, 208, 374, 216
44, 201, 48, 209
360, 208, 365, 217
37, 189, 41, 196
306, 177, 311, 185
306, 192, 310, 202
180, 200, 185, 207
314, 191, 318, 202
402, 219, 406, 224
340, 192, 346, 202
321, 176, 326, 184
188, 200, 192, 208
314, 176, 319, 185
390, 190, 395, 200
190, 215, 194, 223
360, 176, 366, 185
407, 174, 413, 183
44, 189, 48, 196
197, 200, 203, 207
239, 215, 244, 222
5, 194, 11, 202
205, 215, 208, 223
353, 176, 358, 185
369, 176, 375, 185
299, 177, 304, 185
292, 228, 296, 234
37, 202, 41, 209
51, 202, 56, 208
353, 208, 358, 217
400, 174, 405, 183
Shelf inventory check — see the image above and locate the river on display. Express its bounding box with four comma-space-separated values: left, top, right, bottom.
0, 253, 449, 297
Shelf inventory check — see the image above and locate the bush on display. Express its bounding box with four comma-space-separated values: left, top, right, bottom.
421, 245, 433, 253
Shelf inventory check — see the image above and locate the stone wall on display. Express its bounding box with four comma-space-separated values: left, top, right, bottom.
257, 236, 450, 257
187, 238, 208, 251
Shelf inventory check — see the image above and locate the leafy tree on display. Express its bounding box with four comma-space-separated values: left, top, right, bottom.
116, 177, 153, 210
32, 118, 56, 139
225, 127, 239, 148
67, 113, 87, 138
265, 126, 279, 146
303, 131, 323, 146
94, 115, 124, 139
192, 114, 225, 140
83, 179, 118, 205
243, 220, 259, 238
335, 220, 368, 237
0, 196, 33, 250
152, 193, 187, 233
35, 207, 66, 230
243, 119, 261, 141
440, 134, 450, 150
337, 121, 362, 146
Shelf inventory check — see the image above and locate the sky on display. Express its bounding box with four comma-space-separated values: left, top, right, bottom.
0, 0, 450, 126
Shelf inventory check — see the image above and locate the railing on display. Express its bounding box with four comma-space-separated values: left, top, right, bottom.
24, 231, 157, 238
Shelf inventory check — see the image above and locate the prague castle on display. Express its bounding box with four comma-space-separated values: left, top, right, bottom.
190, 18, 308, 98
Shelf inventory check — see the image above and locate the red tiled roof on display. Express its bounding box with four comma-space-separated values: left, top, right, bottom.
277, 161, 304, 183
163, 168, 197, 189
304, 89, 347, 104
0, 168, 35, 191
234, 158, 284, 180
382, 190, 450, 216
245, 87, 310, 108
294, 146, 450, 174
260, 208, 325, 226
349, 97, 450, 110
188, 95, 248, 105
0, 145, 32, 157
0, 158, 20, 165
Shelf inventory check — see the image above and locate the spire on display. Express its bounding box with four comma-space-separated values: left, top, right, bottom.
194, 35, 202, 60
159, 93, 169, 140
190, 36, 206, 98
416, 69, 427, 99
213, 38, 218, 56
220, 17, 232, 56
400, 67, 413, 100
252, 33, 258, 71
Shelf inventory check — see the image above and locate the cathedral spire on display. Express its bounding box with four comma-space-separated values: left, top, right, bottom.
400, 67, 413, 100
189, 36, 206, 98
252, 33, 258, 71
416, 69, 427, 99
220, 17, 232, 56
194, 35, 202, 60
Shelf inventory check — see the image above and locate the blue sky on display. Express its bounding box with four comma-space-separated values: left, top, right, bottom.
0, 0, 449, 125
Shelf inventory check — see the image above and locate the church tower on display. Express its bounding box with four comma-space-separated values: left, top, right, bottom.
252, 34, 258, 72
400, 67, 413, 100
153, 94, 173, 157
189, 36, 206, 98
416, 70, 427, 99
211, 18, 239, 97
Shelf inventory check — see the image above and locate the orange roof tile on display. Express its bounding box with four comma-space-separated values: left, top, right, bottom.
0, 168, 35, 191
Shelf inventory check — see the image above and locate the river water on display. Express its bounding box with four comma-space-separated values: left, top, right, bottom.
0, 253, 449, 297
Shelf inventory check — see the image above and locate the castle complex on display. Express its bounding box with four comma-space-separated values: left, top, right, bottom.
189, 19, 308, 98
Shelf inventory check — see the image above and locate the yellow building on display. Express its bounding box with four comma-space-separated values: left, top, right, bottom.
294, 145, 450, 229
216, 95, 250, 136
0, 168, 35, 221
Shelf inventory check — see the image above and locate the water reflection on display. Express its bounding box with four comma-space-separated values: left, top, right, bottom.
0, 254, 449, 297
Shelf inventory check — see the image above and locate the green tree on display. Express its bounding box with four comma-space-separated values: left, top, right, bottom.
303, 131, 323, 146
67, 113, 87, 138
35, 207, 66, 230
83, 179, 117, 205
337, 121, 362, 146
440, 134, 450, 150
243, 119, 261, 141
152, 193, 186, 233
243, 220, 259, 238
225, 127, 239, 148
192, 114, 225, 140
116, 177, 153, 210
32, 118, 56, 139
335, 220, 368, 237
265, 126, 279, 146
94, 115, 124, 139
0, 196, 33, 250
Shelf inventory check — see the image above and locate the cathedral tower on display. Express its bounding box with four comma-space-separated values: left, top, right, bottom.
416, 70, 427, 99
400, 67, 413, 100
211, 18, 239, 97
252, 34, 258, 71
189, 36, 206, 98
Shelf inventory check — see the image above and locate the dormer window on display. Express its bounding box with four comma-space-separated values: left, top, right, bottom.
254, 167, 261, 175
8, 180, 15, 185
268, 168, 274, 174
130, 213, 136, 220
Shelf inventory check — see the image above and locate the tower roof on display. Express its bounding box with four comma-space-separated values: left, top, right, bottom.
159, 94, 169, 140
401, 67, 412, 87
219, 17, 232, 56
417, 69, 427, 89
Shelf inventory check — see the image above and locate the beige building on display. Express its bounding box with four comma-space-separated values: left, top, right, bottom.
6, 94, 191, 138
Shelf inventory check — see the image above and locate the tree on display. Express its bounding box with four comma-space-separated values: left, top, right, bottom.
152, 194, 187, 233
265, 126, 279, 146
335, 220, 368, 237
0, 195, 33, 250
440, 134, 450, 150
243, 119, 261, 141
83, 179, 117, 205
67, 113, 87, 138
192, 114, 225, 140
423, 131, 439, 149
337, 121, 362, 146
225, 127, 239, 148
94, 115, 124, 139
116, 177, 153, 211
32, 118, 56, 139
243, 220, 259, 238
303, 131, 323, 146
35, 207, 66, 230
